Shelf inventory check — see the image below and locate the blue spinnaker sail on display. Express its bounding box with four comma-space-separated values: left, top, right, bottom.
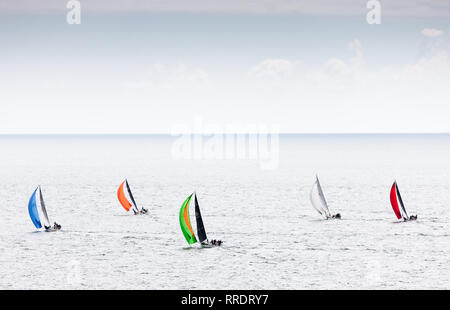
28, 188, 42, 229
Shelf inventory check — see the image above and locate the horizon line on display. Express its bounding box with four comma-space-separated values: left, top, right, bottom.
0, 132, 449, 136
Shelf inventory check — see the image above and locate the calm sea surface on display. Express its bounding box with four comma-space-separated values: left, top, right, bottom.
0, 134, 449, 289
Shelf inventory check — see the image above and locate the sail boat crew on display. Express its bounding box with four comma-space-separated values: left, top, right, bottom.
210, 239, 223, 246
133, 207, 148, 215
45, 222, 62, 231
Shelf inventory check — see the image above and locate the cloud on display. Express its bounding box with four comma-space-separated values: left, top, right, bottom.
421, 28, 444, 38
241, 40, 450, 132
1, 36, 450, 133
323, 58, 352, 76
418, 29, 445, 59
250, 39, 364, 86
250, 38, 450, 84
402, 50, 449, 78
248, 59, 302, 80
123, 63, 210, 90
247, 39, 450, 106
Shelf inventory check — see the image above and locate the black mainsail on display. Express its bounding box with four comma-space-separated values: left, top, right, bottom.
194, 193, 208, 243
125, 179, 139, 212
395, 182, 408, 219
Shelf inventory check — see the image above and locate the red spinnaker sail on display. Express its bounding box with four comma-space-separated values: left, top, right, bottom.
390, 182, 402, 219
117, 180, 132, 211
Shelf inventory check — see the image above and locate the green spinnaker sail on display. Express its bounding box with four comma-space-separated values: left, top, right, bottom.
179, 194, 197, 245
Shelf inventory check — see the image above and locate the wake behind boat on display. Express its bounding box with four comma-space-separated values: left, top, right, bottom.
117, 179, 148, 215
28, 186, 62, 232
179, 192, 222, 248
310, 175, 341, 220
390, 181, 417, 222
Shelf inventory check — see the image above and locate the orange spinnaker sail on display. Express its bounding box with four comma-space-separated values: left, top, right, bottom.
117, 180, 132, 211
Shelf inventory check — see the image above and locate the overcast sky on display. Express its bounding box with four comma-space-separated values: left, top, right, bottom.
0, 1, 449, 133
2, 0, 450, 16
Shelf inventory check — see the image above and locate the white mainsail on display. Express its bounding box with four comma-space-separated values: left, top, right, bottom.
310, 176, 331, 218
38, 186, 51, 228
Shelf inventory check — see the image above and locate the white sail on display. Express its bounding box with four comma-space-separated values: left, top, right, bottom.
310, 176, 331, 218
38, 186, 51, 228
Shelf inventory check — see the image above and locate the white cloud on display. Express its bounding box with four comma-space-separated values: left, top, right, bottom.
250, 38, 450, 88
323, 58, 352, 76
123, 63, 210, 90
244, 39, 450, 132
248, 59, 302, 79
251, 39, 365, 86
2, 36, 449, 133
401, 50, 449, 79
421, 28, 444, 38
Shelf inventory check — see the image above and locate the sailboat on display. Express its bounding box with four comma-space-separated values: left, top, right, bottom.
117, 179, 148, 215
179, 192, 214, 247
28, 186, 61, 231
309, 175, 341, 220
390, 181, 417, 221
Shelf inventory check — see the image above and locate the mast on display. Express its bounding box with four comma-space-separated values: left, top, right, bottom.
125, 179, 139, 212
194, 193, 208, 243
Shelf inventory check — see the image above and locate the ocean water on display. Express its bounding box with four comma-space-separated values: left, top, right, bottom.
0, 134, 449, 289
